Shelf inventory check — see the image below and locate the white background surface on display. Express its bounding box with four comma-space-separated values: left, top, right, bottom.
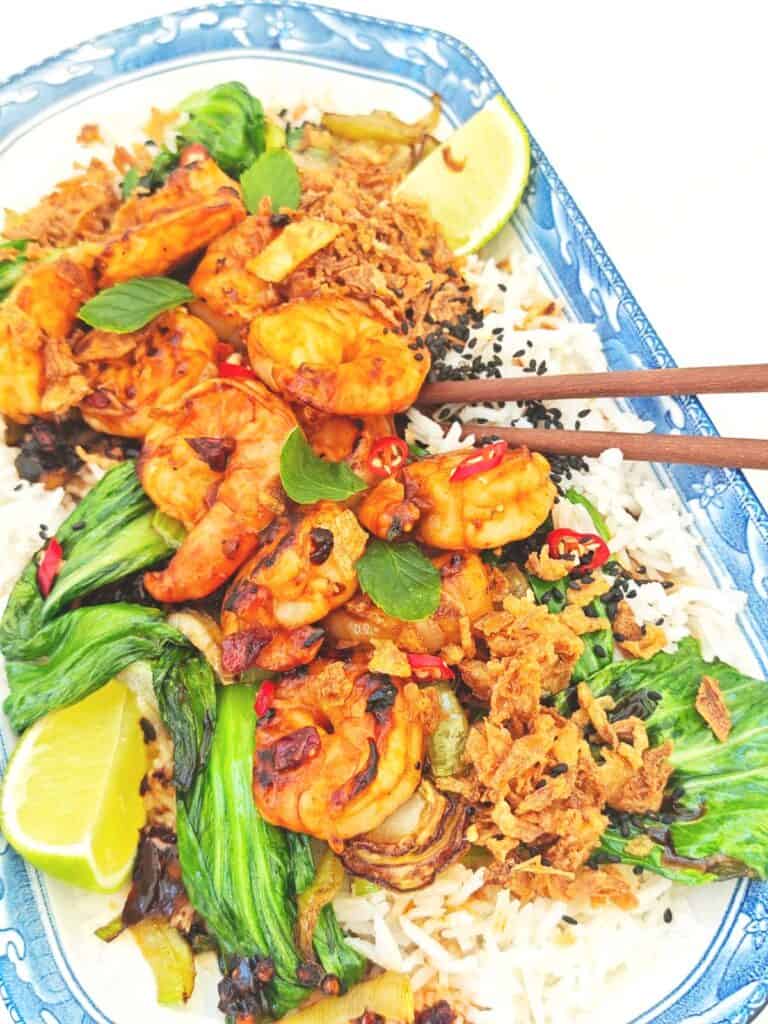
1, 0, 766, 502
0, 5, 767, 1023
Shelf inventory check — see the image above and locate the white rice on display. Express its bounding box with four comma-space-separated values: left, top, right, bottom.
0, 441, 69, 613
0, 223, 748, 1023
334, 864, 695, 1024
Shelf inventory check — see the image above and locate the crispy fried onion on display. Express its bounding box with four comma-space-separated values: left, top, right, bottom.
443, 596, 673, 908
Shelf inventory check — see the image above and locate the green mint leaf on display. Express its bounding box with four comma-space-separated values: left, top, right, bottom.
356, 539, 441, 621
241, 149, 301, 214
279, 428, 366, 504
78, 277, 195, 333
120, 167, 139, 200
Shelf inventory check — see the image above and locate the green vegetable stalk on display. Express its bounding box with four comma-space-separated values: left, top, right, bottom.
179, 687, 364, 1016
583, 637, 768, 882
427, 684, 469, 776
287, 833, 366, 987
178, 685, 308, 1016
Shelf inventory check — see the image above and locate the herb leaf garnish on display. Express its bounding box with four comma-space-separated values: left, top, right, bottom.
0, 240, 29, 302
279, 427, 366, 504
78, 277, 195, 333
241, 149, 301, 214
356, 539, 441, 621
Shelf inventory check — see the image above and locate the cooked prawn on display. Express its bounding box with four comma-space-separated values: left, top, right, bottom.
189, 211, 280, 341
75, 310, 218, 437
139, 377, 296, 602
96, 144, 245, 287
0, 251, 95, 421
221, 502, 368, 673
358, 446, 556, 549
325, 551, 494, 653
296, 405, 396, 485
252, 658, 424, 842
247, 296, 431, 415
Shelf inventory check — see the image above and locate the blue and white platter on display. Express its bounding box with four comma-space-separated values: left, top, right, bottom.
1, 3, 768, 1023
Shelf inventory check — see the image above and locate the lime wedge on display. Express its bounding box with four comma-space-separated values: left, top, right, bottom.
394, 94, 530, 255
0, 680, 147, 892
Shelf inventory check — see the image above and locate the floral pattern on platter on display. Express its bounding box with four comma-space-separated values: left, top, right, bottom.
1, 3, 768, 1024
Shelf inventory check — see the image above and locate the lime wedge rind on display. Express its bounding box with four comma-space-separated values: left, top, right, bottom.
0, 680, 147, 893
394, 93, 531, 256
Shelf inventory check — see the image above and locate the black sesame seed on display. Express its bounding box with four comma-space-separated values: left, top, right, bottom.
561, 915, 578, 926
548, 762, 568, 777
633, 865, 644, 876
663, 908, 673, 924
534, 778, 547, 790
498, 283, 507, 292
593, 644, 607, 659
513, 348, 526, 358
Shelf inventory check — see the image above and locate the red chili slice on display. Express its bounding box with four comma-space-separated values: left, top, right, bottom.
218, 361, 256, 381
449, 440, 508, 482
37, 537, 63, 597
407, 653, 453, 681
546, 528, 610, 574
215, 342, 235, 361
255, 680, 277, 717
368, 436, 409, 479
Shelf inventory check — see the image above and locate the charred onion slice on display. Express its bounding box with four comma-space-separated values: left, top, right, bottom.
339, 779, 470, 891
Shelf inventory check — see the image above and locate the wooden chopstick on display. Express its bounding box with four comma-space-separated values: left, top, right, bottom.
459, 423, 768, 470
417, 363, 768, 407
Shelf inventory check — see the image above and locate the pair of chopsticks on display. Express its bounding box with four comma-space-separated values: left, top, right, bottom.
415, 364, 768, 469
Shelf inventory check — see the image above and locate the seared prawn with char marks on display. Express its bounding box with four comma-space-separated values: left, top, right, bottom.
325, 551, 494, 654
252, 658, 425, 842
358, 445, 556, 549
138, 377, 296, 602
0, 251, 95, 422
221, 501, 368, 674
75, 310, 218, 438
188, 211, 280, 342
247, 296, 431, 416
96, 144, 245, 287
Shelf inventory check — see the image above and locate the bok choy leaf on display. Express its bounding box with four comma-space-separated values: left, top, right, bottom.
178, 684, 308, 1017
579, 637, 768, 882
0, 460, 214, 792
